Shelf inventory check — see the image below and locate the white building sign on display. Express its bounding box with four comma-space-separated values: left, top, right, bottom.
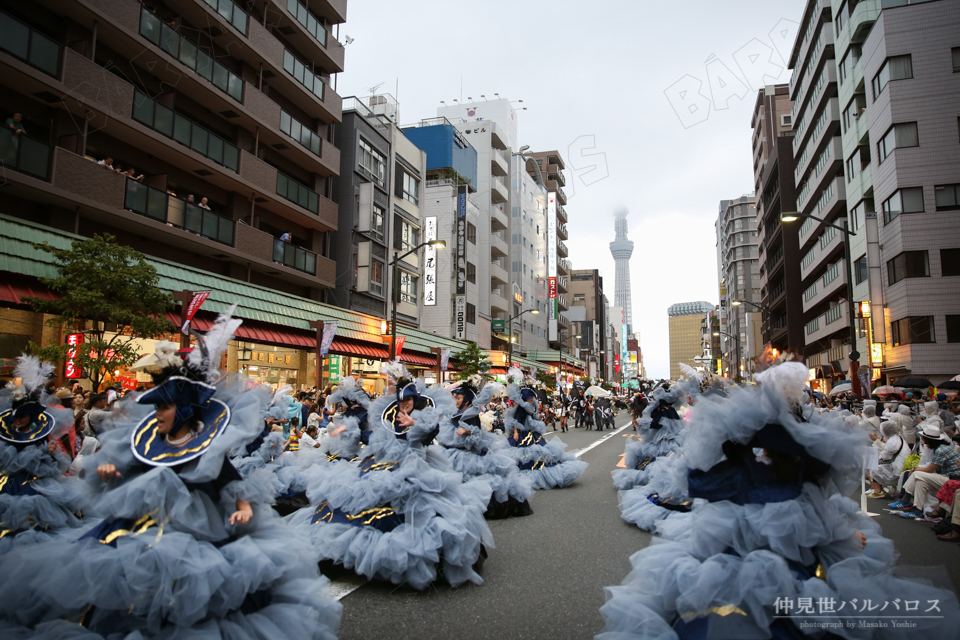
424, 216, 437, 306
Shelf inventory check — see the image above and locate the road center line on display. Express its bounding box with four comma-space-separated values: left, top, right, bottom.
572, 423, 633, 458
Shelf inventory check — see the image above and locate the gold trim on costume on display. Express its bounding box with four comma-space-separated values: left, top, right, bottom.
0, 473, 8, 493
99, 513, 158, 545
678, 604, 748, 621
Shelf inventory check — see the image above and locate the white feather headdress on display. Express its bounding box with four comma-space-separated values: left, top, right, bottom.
187, 303, 242, 383
5, 355, 54, 402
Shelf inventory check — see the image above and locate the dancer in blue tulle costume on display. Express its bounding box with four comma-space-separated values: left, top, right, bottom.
0, 312, 341, 639
598, 360, 960, 640
289, 362, 494, 590
613, 376, 702, 533
0, 356, 87, 554
504, 368, 587, 490
437, 374, 534, 519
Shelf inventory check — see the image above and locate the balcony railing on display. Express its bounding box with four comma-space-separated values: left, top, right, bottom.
200, 0, 248, 36
0, 11, 60, 78
0, 133, 51, 181
139, 8, 243, 103
824, 303, 843, 325
276, 170, 319, 213
804, 281, 818, 302
273, 241, 317, 276
132, 89, 239, 172
286, 0, 327, 47
124, 178, 234, 246
280, 110, 322, 157
822, 261, 840, 286
806, 316, 820, 335
282, 49, 325, 101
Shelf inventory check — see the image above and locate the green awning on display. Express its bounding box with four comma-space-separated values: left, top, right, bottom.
0, 214, 473, 355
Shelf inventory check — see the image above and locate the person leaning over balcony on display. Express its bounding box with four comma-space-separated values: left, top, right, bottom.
1, 112, 25, 165
97, 156, 114, 170
199, 196, 211, 210
187, 194, 195, 203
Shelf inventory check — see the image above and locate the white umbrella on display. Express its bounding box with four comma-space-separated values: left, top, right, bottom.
585, 385, 611, 397
829, 382, 852, 396
951, 375, 960, 382
128, 353, 158, 372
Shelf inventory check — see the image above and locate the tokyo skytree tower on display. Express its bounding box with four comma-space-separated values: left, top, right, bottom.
609, 209, 634, 328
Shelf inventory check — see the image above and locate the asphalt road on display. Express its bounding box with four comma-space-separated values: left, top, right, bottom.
336, 413, 647, 640
333, 415, 960, 639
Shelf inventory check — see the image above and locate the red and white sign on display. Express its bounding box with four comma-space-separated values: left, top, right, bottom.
119, 377, 138, 391
182, 291, 211, 335
548, 277, 557, 299
64, 333, 84, 379
394, 337, 406, 358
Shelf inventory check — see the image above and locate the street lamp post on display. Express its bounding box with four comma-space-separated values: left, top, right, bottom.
731, 299, 768, 379
781, 212, 861, 395
389, 240, 446, 360
506, 308, 540, 367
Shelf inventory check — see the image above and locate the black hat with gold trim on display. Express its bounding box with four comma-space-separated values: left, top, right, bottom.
130, 308, 240, 466
0, 355, 58, 445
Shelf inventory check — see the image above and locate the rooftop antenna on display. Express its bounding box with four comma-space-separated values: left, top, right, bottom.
367, 82, 384, 96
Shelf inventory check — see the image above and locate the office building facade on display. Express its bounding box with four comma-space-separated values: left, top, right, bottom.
715, 194, 759, 379
668, 301, 714, 381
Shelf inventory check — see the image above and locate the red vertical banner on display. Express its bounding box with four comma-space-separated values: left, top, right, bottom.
181, 291, 211, 334
395, 337, 406, 358
64, 333, 84, 379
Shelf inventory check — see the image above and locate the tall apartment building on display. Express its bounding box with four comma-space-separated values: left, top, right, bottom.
568, 269, 608, 377
847, 0, 960, 384
401, 119, 482, 344
434, 100, 519, 352
331, 94, 426, 327
668, 301, 715, 381
789, 0, 860, 386
752, 85, 806, 356
0, 0, 346, 300
524, 150, 572, 347
715, 194, 759, 379
509, 153, 550, 352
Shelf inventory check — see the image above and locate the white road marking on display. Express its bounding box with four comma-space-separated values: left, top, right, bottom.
327, 574, 368, 601
572, 423, 633, 458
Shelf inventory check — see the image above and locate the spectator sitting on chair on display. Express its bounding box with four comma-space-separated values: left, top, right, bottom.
895, 424, 960, 519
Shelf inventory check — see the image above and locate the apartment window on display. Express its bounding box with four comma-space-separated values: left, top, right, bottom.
467, 222, 477, 244
882, 187, 924, 224
282, 49, 325, 101
573, 294, 586, 304
466, 303, 476, 325
370, 204, 384, 240
887, 250, 929, 285
942, 249, 960, 276
835, 1, 846, 36
399, 272, 418, 304
947, 315, 960, 343
878, 122, 919, 163
891, 316, 935, 347
370, 260, 384, 296
358, 138, 385, 185
854, 255, 868, 284
952, 47, 960, 72
849, 198, 873, 233
400, 171, 419, 206
872, 55, 913, 98
842, 94, 867, 132
934, 184, 960, 211
394, 216, 419, 253
466, 261, 476, 284
280, 110, 322, 157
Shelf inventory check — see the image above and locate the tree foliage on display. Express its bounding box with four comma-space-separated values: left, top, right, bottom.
450, 342, 493, 381
24, 234, 174, 390
536, 370, 556, 390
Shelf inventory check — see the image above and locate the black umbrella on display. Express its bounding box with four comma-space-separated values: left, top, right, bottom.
937, 380, 960, 391
896, 376, 933, 389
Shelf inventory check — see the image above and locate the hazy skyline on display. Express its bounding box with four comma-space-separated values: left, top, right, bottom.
337, 0, 805, 378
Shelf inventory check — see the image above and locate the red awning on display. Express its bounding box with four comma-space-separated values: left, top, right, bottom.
330, 339, 387, 359
401, 352, 439, 367
0, 280, 58, 305
488, 367, 509, 375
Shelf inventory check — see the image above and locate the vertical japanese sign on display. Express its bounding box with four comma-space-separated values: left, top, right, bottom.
319, 322, 338, 356
424, 216, 438, 306
395, 337, 406, 358
64, 333, 84, 379
454, 295, 466, 339
455, 185, 467, 295
547, 194, 558, 341
181, 291, 211, 334
440, 348, 451, 371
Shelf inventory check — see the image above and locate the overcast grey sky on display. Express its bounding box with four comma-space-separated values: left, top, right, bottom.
338, 0, 805, 378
